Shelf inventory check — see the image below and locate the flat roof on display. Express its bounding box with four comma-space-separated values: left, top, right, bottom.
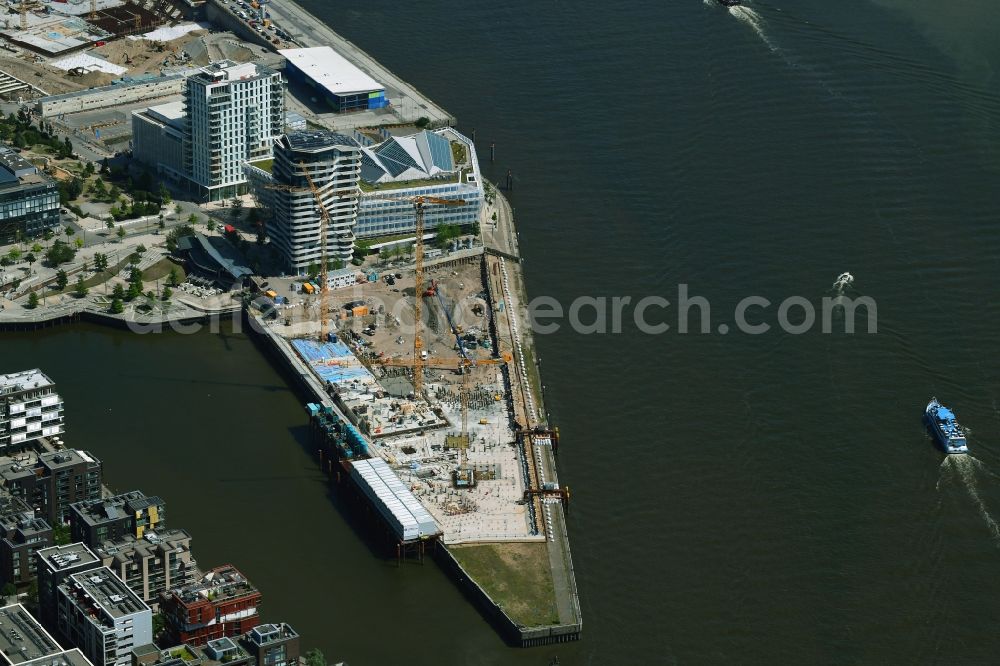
37, 542, 101, 573
146, 101, 186, 126
0, 604, 62, 665
71, 490, 159, 528
170, 564, 258, 606
22, 650, 94, 666
38, 75, 183, 104
65, 569, 149, 620
279, 47, 383, 96
0, 370, 54, 394
39, 450, 95, 469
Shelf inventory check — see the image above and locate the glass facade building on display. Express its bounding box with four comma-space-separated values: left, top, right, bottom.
0, 148, 60, 244
355, 128, 483, 239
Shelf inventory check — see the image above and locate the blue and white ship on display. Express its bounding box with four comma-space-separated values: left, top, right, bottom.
925, 398, 969, 454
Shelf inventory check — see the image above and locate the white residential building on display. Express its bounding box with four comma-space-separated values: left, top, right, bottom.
247, 131, 361, 275
56, 568, 152, 666
0, 370, 64, 451
183, 61, 284, 201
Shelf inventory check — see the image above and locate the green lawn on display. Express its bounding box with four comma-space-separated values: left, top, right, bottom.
359, 174, 457, 193
450, 140, 467, 166
450, 542, 559, 627
142, 258, 186, 283
249, 158, 273, 173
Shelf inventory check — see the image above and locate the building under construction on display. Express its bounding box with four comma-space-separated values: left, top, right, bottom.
4, 1, 172, 57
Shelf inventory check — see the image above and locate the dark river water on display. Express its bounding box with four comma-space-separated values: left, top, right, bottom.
5, 0, 1000, 662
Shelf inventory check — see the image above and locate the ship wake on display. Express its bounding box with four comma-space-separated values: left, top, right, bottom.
941, 455, 1000, 543
729, 6, 777, 52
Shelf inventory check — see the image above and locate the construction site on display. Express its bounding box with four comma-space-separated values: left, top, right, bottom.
243, 183, 580, 643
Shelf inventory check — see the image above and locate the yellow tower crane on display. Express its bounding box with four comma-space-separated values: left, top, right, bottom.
266, 161, 354, 342
20, 0, 40, 31
378, 353, 511, 465
376, 196, 466, 397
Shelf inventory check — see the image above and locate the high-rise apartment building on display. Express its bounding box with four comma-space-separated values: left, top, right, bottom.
56, 568, 152, 666
247, 131, 360, 274
183, 61, 283, 201
0, 450, 102, 526
69, 491, 165, 548
0, 370, 64, 451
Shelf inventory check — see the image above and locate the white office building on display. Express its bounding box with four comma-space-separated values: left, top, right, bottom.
246, 131, 361, 274
0, 370, 64, 451
56, 568, 152, 666
183, 61, 284, 201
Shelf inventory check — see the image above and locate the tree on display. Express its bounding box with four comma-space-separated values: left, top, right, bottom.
65, 225, 75, 236
207, 219, 217, 232
117, 227, 126, 242
74, 275, 88, 298
129, 252, 141, 266
126, 281, 141, 301
31, 242, 42, 254
106, 219, 115, 230
109, 297, 124, 314
158, 214, 165, 230
1, 583, 15, 599
161, 286, 172, 301
304, 649, 325, 666
137, 244, 147, 254
158, 184, 171, 205
188, 213, 199, 225
152, 614, 165, 640
27, 292, 39, 309
93, 253, 108, 272
25, 253, 35, 271
415, 116, 430, 128
167, 266, 180, 287
74, 237, 84, 249
112, 283, 126, 301
55, 269, 68, 291
165, 225, 195, 253
7, 247, 21, 262
51, 522, 69, 544
174, 204, 182, 215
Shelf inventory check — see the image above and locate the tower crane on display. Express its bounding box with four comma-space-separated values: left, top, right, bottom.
266, 161, 353, 342
19, 0, 41, 31
378, 352, 511, 466
379, 195, 465, 398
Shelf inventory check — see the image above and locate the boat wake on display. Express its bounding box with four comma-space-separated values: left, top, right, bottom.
832, 272, 854, 295
728, 6, 777, 52
941, 455, 1000, 543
